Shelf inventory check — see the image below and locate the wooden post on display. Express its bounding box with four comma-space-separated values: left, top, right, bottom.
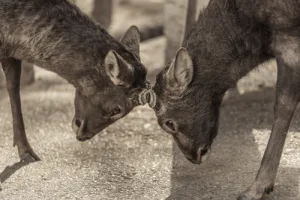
73, 0, 113, 29
197, 0, 210, 17
164, 0, 188, 64
164, 0, 209, 64
0, 62, 34, 88
184, 0, 198, 39
92, 0, 113, 29
21, 62, 35, 86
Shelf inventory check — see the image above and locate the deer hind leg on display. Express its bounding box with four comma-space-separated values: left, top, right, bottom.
238, 33, 300, 200
2, 58, 40, 162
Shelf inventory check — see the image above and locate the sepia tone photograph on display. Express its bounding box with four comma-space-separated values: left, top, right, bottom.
0, 0, 300, 200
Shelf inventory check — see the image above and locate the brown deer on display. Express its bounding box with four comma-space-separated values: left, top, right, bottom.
143, 0, 300, 199
0, 0, 147, 162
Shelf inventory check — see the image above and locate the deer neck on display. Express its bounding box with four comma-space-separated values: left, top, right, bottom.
183, 0, 272, 93
11, 27, 124, 88
0, 0, 131, 91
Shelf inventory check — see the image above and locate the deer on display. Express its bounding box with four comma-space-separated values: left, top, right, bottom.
0, 0, 148, 163
140, 0, 300, 199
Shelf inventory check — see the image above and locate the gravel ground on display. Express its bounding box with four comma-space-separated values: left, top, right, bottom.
0, 36, 300, 200
1, 1, 300, 200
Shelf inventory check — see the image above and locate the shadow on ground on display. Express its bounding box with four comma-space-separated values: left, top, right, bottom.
0, 160, 38, 184
0, 14, 299, 198
167, 87, 300, 200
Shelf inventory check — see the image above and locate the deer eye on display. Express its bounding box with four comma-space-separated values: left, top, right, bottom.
110, 106, 121, 117
164, 120, 177, 133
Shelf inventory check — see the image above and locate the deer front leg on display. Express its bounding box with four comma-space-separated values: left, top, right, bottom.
238, 57, 300, 200
2, 58, 40, 162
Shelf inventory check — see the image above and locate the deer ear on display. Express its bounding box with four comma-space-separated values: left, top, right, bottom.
166, 47, 194, 93
120, 25, 140, 60
105, 50, 134, 87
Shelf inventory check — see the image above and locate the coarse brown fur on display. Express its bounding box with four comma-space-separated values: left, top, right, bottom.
0, 0, 147, 162
153, 0, 300, 199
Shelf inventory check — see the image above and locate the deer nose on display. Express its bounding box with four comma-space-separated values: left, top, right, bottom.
198, 148, 210, 163
72, 118, 82, 133
72, 118, 88, 141
186, 146, 211, 164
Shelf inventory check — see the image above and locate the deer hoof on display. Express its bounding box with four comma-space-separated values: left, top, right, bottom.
237, 194, 256, 200
237, 184, 274, 200
20, 151, 41, 162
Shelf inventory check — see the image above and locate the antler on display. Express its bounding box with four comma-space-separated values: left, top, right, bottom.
138, 80, 157, 108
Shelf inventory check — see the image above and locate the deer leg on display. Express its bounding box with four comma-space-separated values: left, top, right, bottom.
238, 57, 300, 200
2, 58, 40, 162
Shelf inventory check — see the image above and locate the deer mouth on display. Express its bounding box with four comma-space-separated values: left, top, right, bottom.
173, 135, 212, 165
75, 130, 96, 142
186, 147, 211, 164
72, 118, 98, 141
76, 135, 92, 142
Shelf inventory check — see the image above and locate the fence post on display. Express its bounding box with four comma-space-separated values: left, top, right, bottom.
0, 62, 35, 88
164, 0, 209, 64
92, 0, 113, 29
164, 0, 188, 64
73, 0, 113, 29
184, 0, 198, 39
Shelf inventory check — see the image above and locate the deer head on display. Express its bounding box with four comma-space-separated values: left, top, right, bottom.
72, 26, 149, 141
147, 48, 223, 164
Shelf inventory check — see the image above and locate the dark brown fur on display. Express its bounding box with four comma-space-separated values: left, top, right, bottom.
153, 0, 300, 199
0, 0, 147, 161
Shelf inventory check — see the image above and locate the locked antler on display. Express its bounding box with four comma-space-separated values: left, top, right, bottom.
138, 80, 156, 108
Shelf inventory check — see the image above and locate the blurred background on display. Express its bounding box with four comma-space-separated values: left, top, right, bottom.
0, 1, 300, 200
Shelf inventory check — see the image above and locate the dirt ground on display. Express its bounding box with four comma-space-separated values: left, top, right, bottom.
1, 1, 300, 200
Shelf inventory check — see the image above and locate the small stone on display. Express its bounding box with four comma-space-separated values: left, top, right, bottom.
144, 123, 151, 129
